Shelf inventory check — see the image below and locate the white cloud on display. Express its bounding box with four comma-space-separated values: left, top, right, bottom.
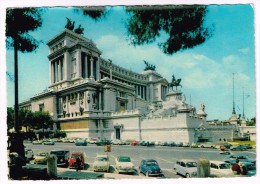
239, 47, 250, 54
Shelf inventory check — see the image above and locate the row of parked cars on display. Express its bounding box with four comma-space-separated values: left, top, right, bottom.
30, 137, 254, 151
29, 145, 256, 178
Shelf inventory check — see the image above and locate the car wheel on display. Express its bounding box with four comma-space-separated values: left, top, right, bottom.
186, 173, 190, 178
146, 172, 149, 177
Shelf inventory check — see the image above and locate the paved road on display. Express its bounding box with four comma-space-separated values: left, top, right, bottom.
25, 142, 256, 179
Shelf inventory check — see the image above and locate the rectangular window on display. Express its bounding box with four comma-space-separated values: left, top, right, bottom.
39, 104, 44, 112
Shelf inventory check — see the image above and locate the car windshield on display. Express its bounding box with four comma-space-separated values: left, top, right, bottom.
71, 155, 82, 159
146, 161, 158, 166
50, 151, 65, 155
219, 163, 231, 169
186, 162, 197, 168
97, 157, 108, 161
230, 155, 248, 159
119, 157, 131, 162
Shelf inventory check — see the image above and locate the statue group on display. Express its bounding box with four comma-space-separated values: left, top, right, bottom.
65, 17, 84, 35
144, 60, 156, 71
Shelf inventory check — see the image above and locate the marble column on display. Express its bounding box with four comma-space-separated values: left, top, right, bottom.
63, 52, 68, 80
77, 50, 81, 78
96, 57, 100, 81
99, 91, 102, 110
50, 61, 54, 85
85, 55, 88, 78
90, 56, 94, 79
55, 61, 58, 83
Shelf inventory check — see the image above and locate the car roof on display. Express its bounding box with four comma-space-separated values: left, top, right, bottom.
51, 150, 69, 152
118, 155, 130, 158
142, 159, 157, 162
176, 159, 197, 163
96, 155, 108, 158
71, 151, 85, 155
210, 160, 230, 164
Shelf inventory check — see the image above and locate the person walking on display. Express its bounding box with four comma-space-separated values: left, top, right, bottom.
76, 156, 82, 172
232, 159, 241, 175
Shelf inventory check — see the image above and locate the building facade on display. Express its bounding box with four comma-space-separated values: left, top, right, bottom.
20, 29, 250, 143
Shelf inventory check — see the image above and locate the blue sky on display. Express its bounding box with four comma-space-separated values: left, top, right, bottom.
5, 4, 256, 121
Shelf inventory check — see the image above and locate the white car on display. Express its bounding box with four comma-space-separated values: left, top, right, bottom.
173, 160, 197, 178
93, 155, 110, 172
210, 161, 233, 177
115, 155, 135, 174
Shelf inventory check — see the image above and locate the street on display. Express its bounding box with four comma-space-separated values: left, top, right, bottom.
24, 142, 256, 179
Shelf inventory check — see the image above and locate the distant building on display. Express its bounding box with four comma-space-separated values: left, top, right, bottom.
20, 29, 251, 143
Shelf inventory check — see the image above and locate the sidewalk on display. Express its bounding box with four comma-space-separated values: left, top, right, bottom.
57, 167, 147, 180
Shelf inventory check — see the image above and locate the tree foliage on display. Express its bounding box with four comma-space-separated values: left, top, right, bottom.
7, 108, 53, 132
76, 6, 107, 21
7, 107, 15, 130
6, 8, 44, 52
126, 5, 213, 55
78, 5, 213, 55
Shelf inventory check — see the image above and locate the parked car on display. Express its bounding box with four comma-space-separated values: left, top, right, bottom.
75, 139, 87, 146
242, 144, 253, 149
176, 142, 183, 147
131, 140, 139, 146
68, 151, 87, 169
215, 142, 232, 150
219, 150, 231, 155
210, 161, 233, 177
112, 139, 121, 145
182, 142, 191, 147
42, 140, 55, 145
34, 152, 49, 164
173, 160, 197, 178
198, 142, 216, 149
89, 138, 98, 144
139, 159, 163, 177
93, 155, 110, 172
96, 139, 111, 146
240, 161, 256, 176
32, 140, 43, 145
168, 141, 177, 147
230, 145, 247, 151
190, 142, 199, 148
147, 141, 155, 147
50, 150, 70, 167
138, 140, 148, 146
25, 148, 34, 162
115, 155, 135, 174
223, 153, 256, 165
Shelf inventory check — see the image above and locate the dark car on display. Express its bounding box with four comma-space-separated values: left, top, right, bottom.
242, 144, 253, 149
231, 145, 247, 151
240, 161, 256, 176
223, 153, 256, 165
96, 139, 111, 146
139, 159, 163, 177
75, 140, 87, 146
50, 150, 70, 167
168, 141, 177, 147
42, 140, 55, 145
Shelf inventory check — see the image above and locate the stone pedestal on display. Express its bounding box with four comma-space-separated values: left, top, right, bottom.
197, 158, 210, 177
47, 154, 57, 178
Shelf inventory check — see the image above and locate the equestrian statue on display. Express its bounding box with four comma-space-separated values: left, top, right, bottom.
168, 74, 182, 90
